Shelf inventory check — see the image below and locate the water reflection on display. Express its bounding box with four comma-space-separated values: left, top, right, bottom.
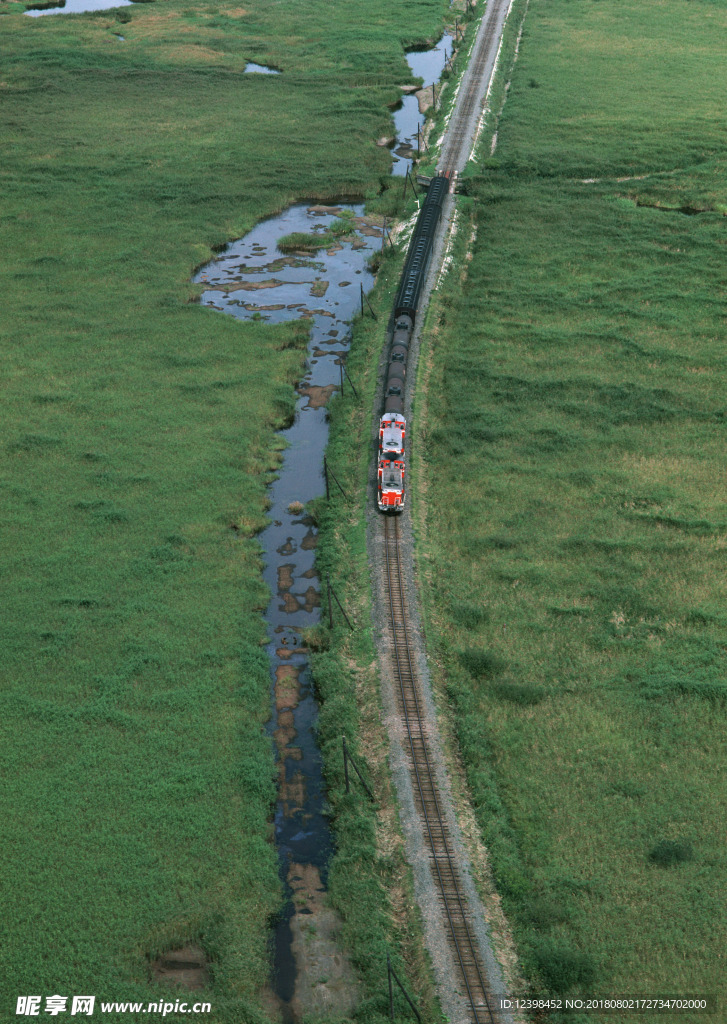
25, 0, 133, 14
194, 203, 381, 1016
391, 32, 454, 176
245, 62, 281, 74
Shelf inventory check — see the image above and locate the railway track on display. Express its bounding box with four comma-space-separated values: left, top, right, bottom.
370, 2, 523, 1019
440, 0, 512, 179
383, 515, 500, 1024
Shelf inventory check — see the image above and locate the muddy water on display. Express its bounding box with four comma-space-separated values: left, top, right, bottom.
194, 204, 381, 1020
392, 33, 454, 175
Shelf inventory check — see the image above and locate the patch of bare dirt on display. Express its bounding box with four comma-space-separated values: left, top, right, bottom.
416, 86, 434, 114
297, 384, 337, 410
279, 768, 306, 816
151, 946, 209, 990
275, 665, 300, 711
282, 591, 303, 614
287, 864, 359, 1019
261, 864, 359, 1022
278, 563, 294, 592
280, 587, 320, 614
274, 708, 297, 759
299, 307, 334, 318
355, 221, 384, 237
206, 278, 286, 293
300, 528, 318, 551
308, 205, 343, 216
302, 586, 320, 613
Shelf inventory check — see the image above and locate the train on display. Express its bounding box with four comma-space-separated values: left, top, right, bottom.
378, 173, 449, 512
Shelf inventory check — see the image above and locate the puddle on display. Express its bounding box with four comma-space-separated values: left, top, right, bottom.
25, 0, 134, 13
245, 62, 281, 74
194, 203, 381, 1020
391, 33, 454, 176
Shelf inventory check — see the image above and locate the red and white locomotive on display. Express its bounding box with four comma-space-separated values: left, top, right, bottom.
378, 412, 406, 510
377, 452, 406, 511
379, 412, 406, 457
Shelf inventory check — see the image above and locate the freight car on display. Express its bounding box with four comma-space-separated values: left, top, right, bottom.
377, 173, 449, 512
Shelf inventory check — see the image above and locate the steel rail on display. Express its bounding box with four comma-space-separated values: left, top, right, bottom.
383, 516, 498, 1024
439, 0, 511, 179
375, 3, 518, 1017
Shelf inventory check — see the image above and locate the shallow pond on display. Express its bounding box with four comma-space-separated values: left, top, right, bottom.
194, 203, 381, 1017
391, 32, 454, 176
245, 62, 281, 74
25, 0, 133, 14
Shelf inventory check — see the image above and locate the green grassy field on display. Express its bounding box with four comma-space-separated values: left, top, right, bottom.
0, 0, 448, 1019
416, 0, 727, 1018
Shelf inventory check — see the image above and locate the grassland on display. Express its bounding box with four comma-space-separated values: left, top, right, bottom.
415, 0, 727, 1017
0, 0, 449, 1018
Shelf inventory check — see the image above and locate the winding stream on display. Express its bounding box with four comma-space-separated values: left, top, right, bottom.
392, 33, 454, 175
194, 204, 381, 1019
